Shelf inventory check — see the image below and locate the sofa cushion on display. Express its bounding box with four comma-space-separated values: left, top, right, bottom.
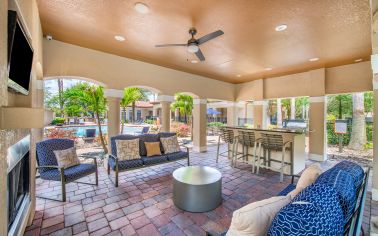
227, 195, 291, 236
138, 134, 160, 156
142, 156, 168, 165
145, 142, 162, 157
159, 132, 177, 152
108, 157, 143, 170
116, 139, 141, 161
160, 135, 181, 154
288, 163, 322, 198
315, 168, 356, 221
333, 161, 364, 190
268, 183, 344, 236
166, 151, 188, 161
110, 135, 137, 156
40, 163, 96, 182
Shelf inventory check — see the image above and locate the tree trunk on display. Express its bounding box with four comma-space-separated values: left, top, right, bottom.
121, 106, 126, 134
58, 79, 64, 117
277, 99, 282, 127
132, 101, 136, 123
290, 98, 296, 120
96, 111, 108, 153
348, 93, 366, 150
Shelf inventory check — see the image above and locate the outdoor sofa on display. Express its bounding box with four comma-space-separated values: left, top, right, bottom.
108, 132, 189, 187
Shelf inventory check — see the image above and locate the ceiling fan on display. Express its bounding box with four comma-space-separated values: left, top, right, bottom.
155, 27, 224, 62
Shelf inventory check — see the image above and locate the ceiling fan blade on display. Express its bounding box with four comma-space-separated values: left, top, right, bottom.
195, 48, 205, 61
197, 30, 224, 45
155, 43, 187, 47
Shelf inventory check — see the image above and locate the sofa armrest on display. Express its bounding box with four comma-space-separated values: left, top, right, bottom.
109, 154, 118, 160
180, 144, 190, 153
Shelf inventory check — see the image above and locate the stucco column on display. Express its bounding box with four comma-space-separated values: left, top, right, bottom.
253, 100, 268, 129
105, 89, 123, 150
308, 96, 327, 161
227, 102, 237, 126
157, 95, 174, 132
193, 99, 207, 152
290, 97, 296, 120
371, 54, 378, 201
277, 98, 283, 128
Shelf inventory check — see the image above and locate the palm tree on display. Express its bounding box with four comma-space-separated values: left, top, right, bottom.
120, 87, 145, 132
171, 93, 193, 138
65, 83, 108, 153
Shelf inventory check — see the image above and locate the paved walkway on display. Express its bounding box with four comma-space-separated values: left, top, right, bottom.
25, 145, 374, 236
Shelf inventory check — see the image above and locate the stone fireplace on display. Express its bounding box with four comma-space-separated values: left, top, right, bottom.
7, 135, 30, 236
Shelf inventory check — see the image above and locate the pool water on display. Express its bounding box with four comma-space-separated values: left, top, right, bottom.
57, 125, 143, 137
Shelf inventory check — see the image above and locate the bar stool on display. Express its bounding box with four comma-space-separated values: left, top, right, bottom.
233, 130, 260, 173
257, 133, 293, 182
216, 127, 238, 164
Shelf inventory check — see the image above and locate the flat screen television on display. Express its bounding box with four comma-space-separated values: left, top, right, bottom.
7, 10, 34, 95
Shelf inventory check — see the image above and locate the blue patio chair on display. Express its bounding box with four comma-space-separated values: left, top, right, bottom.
83, 128, 96, 142
134, 126, 150, 135
36, 139, 98, 202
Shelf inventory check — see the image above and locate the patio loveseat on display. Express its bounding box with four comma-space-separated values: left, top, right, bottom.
108, 132, 189, 187
211, 161, 369, 236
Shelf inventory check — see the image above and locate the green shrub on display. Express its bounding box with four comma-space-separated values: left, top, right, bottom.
51, 117, 65, 125
326, 121, 372, 145
144, 119, 154, 125
208, 122, 225, 127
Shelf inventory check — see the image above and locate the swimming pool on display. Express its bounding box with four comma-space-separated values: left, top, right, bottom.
56, 125, 143, 137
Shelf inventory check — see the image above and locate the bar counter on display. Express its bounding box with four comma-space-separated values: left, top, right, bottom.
225, 126, 306, 175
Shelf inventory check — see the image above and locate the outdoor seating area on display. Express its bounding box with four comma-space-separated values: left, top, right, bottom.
2, 1, 378, 236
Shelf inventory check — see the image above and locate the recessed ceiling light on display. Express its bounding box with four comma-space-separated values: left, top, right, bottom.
191, 60, 198, 64
275, 24, 287, 32
114, 35, 125, 41
134, 2, 149, 14
265, 67, 272, 71
309, 57, 319, 62
355, 58, 363, 62
236, 74, 242, 77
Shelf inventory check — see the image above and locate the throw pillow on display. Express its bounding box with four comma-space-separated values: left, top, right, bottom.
53, 146, 80, 169
227, 195, 291, 236
160, 135, 181, 154
288, 163, 323, 198
145, 142, 162, 157
116, 139, 140, 161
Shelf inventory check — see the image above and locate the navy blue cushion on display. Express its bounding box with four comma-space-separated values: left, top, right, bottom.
36, 139, 75, 173
277, 183, 296, 196
333, 161, 364, 190
137, 134, 160, 156
108, 157, 144, 170
110, 135, 138, 156
165, 151, 188, 161
268, 183, 344, 236
142, 156, 168, 165
316, 168, 356, 221
40, 163, 96, 182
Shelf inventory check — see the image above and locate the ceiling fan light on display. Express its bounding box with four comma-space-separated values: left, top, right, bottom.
187, 44, 199, 53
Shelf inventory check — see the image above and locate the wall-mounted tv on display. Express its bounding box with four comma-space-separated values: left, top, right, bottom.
7, 10, 34, 95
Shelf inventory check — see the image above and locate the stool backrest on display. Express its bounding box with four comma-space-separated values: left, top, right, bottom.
237, 130, 256, 147
219, 128, 235, 144
261, 133, 283, 151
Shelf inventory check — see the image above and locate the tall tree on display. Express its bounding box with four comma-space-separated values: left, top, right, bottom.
348, 92, 366, 150
290, 98, 296, 119
277, 98, 282, 127
120, 88, 145, 133
327, 94, 352, 119
58, 78, 65, 117
171, 93, 194, 138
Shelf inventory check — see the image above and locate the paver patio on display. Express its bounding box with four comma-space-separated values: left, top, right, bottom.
25, 145, 374, 236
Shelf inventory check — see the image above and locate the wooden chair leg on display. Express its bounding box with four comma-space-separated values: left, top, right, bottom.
95, 169, 99, 186
107, 163, 110, 175
61, 181, 66, 202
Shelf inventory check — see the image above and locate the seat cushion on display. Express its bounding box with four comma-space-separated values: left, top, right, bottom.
227, 195, 291, 236
108, 157, 144, 170
333, 161, 364, 190
142, 156, 168, 165
268, 183, 344, 236
166, 151, 188, 161
277, 184, 296, 196
315, 168, 356, 221
40, 163, 96, 182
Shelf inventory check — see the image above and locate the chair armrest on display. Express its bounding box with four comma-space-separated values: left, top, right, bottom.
36, 165, 62, 170
79, 155, 98, 165
180, 145, 189, 153
109, 154, 119, 160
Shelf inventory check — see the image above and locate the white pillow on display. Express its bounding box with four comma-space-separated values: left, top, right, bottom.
288, 163, 323, 198
116, 139, 140, 161
226, 195, 291, 236
53, 146, 80, 168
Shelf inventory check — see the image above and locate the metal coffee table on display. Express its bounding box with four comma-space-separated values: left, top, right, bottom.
172, 166, 222, 212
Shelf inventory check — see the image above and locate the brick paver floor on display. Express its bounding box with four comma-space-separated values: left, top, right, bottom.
25, 145, 373, 236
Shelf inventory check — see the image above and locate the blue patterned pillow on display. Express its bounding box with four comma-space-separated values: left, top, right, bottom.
332, 161, 364, 190
268, 183, 344, 236
315, 168, 356, 222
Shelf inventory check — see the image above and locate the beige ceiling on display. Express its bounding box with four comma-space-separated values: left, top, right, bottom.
37, 0, 372, 84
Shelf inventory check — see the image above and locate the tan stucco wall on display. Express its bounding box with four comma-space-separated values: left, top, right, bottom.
235, 79, 263, 101
325, 61, 372, 94
43, 40, 235, 101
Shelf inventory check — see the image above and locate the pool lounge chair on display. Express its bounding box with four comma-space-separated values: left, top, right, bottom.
83, 128, 96, 142
134, 126, 150, 135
